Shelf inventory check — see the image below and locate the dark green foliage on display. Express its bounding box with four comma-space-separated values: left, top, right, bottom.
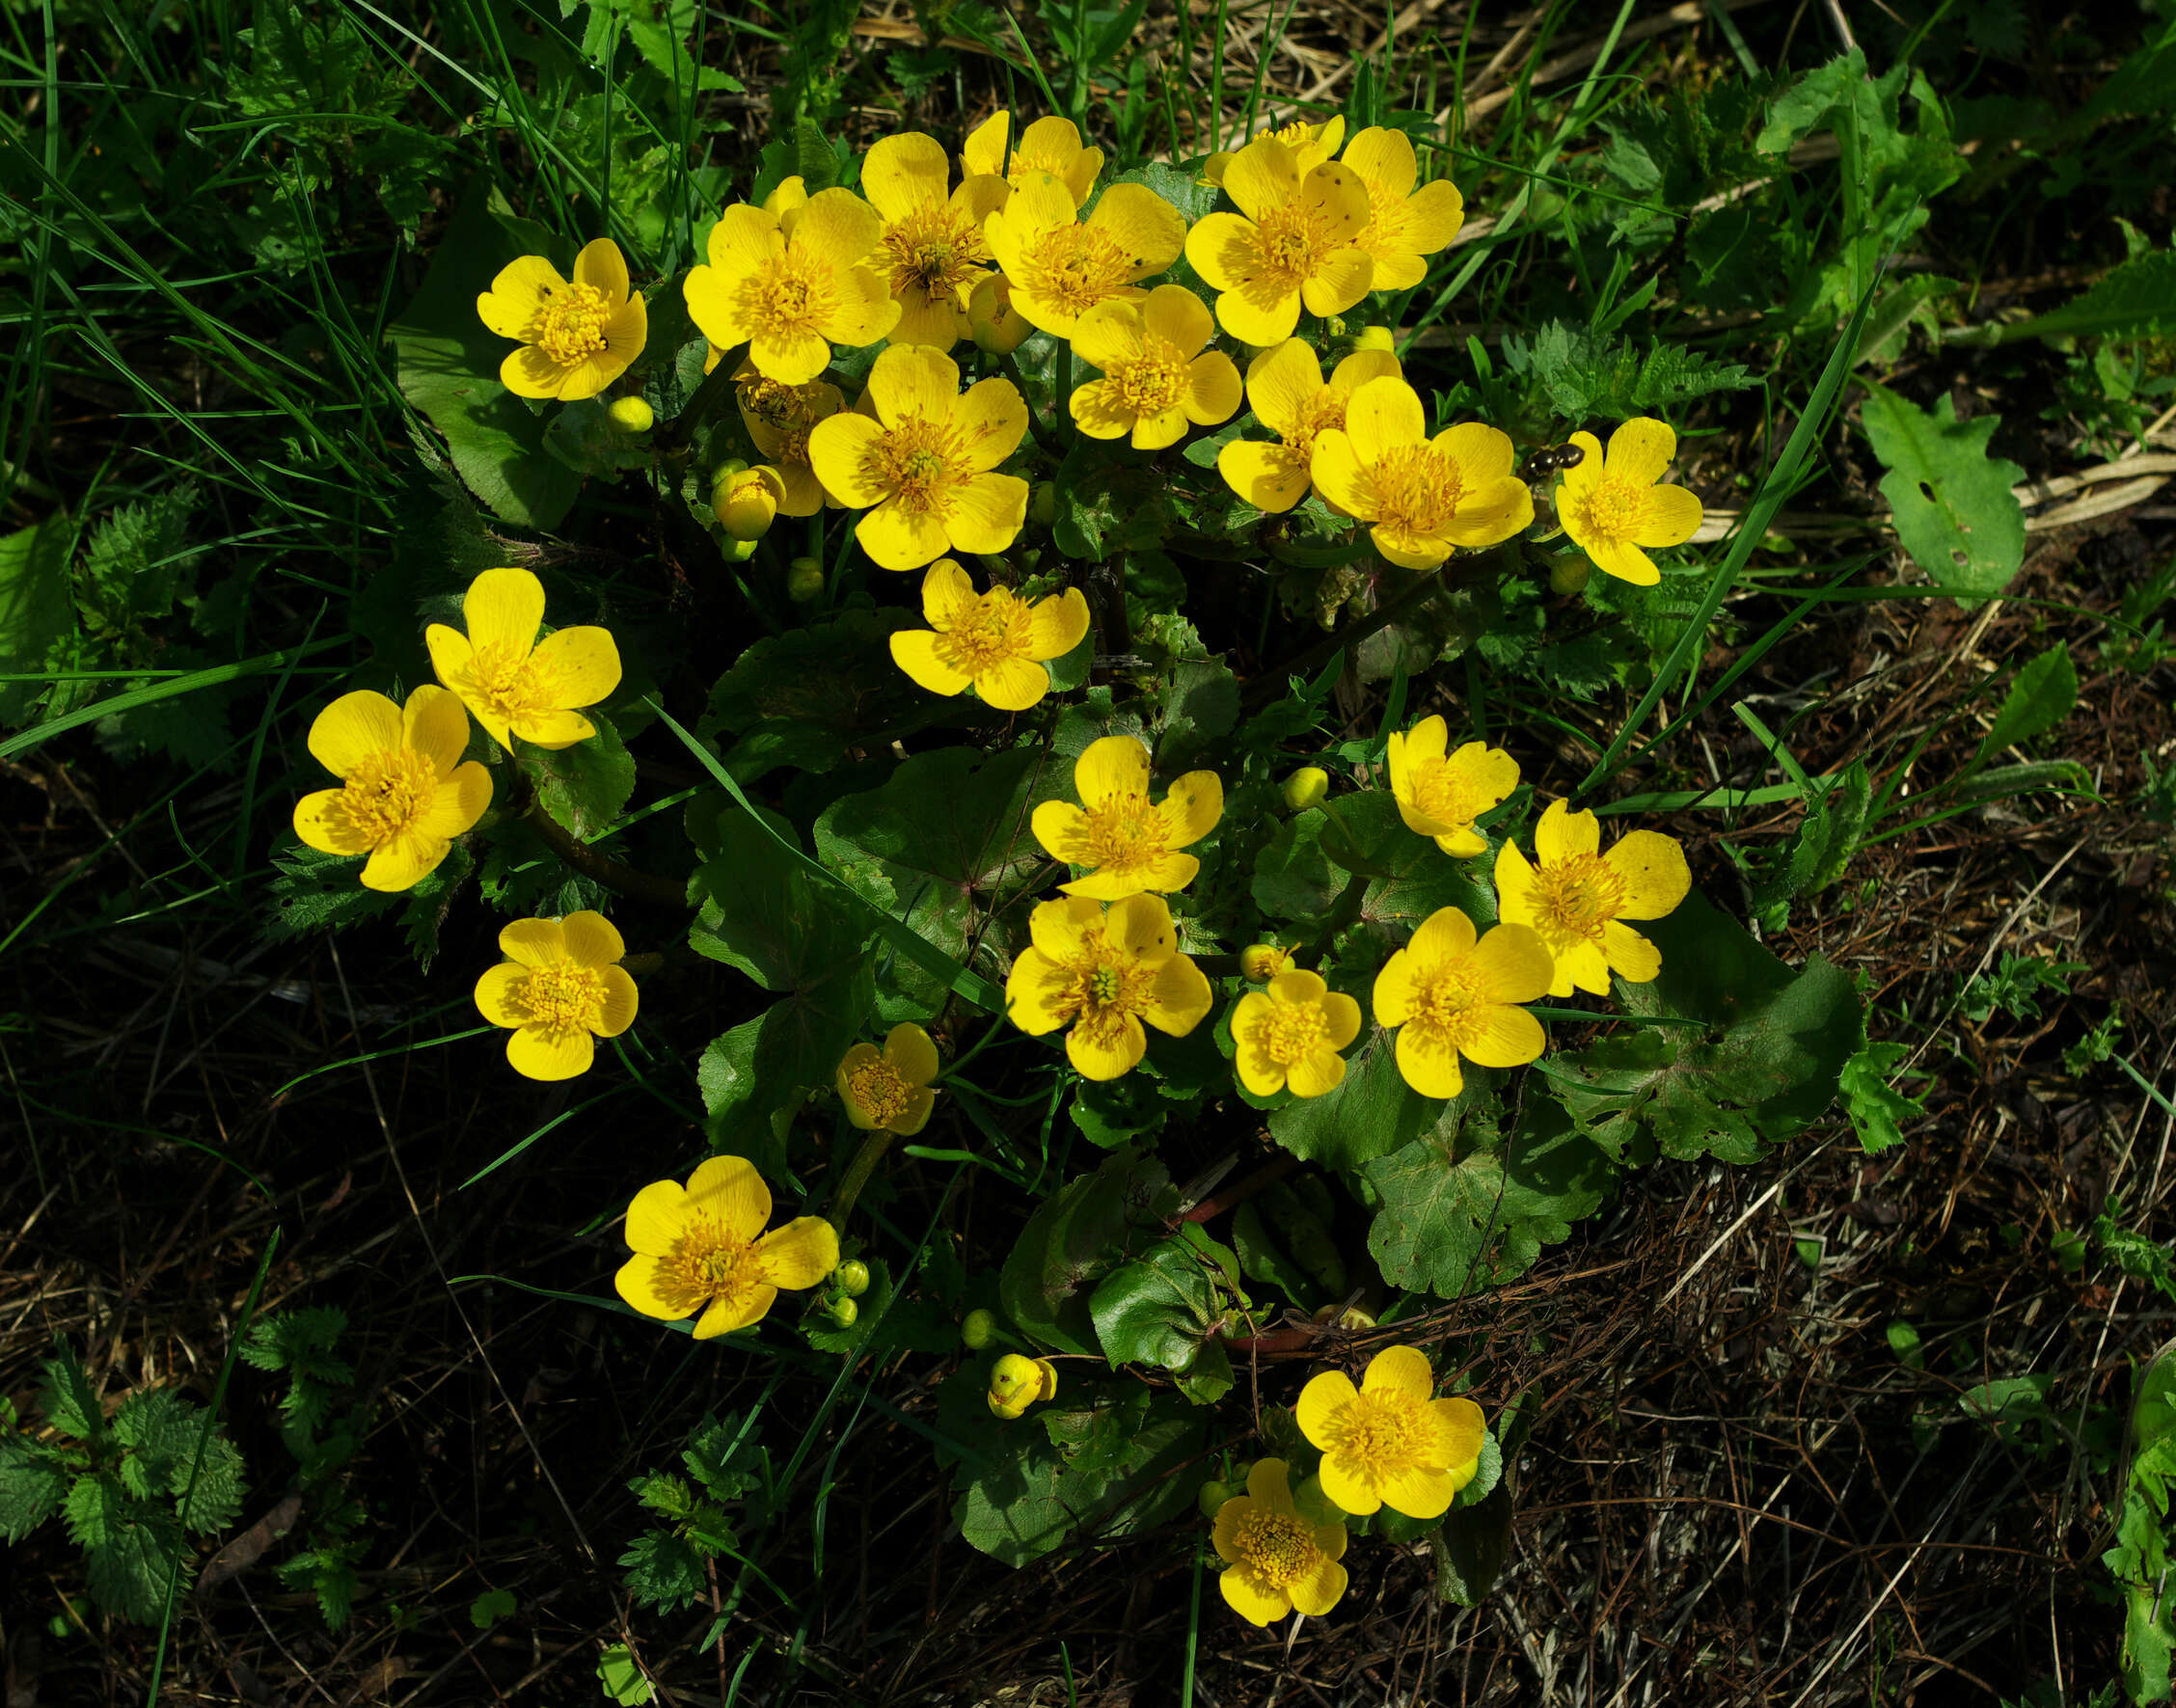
619, 1414, 767, 1615
1498, 321, 1756, 420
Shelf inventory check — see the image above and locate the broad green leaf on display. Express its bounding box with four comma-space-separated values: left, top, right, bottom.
1434, 1483, 1512, 1608
1267, 1021, 1437, 1174
1859, 384, 2026, 606
388, 184, 582, 530
702, 608, 932, 780
0, 1437, 68, 1543
1231, 1200, 1320, 1311
1363, 1098, 1614, 1298
0, 514, 73, 727
1319, 792, 1497, 935
1970, 644, 2076, 771
597, 1642, 656, 1706
84, 1500, 185, 1624
1089, 1236, 1224, 1379
1251, 808, 1344, 921
520, 711, 637, 841
998, 1146, 1179, 1356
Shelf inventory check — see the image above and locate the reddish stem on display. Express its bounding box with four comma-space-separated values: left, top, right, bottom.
1182, 1152, 1299, 1224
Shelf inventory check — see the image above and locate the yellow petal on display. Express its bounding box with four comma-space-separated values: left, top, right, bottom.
1074, 735, 1151, 809
1288, 1556, 1348, 1617
1555, 938, 1614, 997
1329, 347, 1401, 393
1394, 1022, 1464, 1099
890, 629, 972, 698
1219, 1564, 1291, 1627
506, 1022, 595, 1080
1373, 949, 1414, 1026
1606, 416, 1677, 486
509, 706, 597, 749
1211, 277, 1300, 346
1341, 125, 1416, 199
1031, 799, 1092, 865
615, 1253, 693, 1319
1603, 829, 1691, 919
397, 685, 468, 778
498, 916, 568, 966
1158, 771, 1223, 846
1221, 135, 1299, 223
754, 1215, 840, 1288
594, 964, 639, 1037
1534, 800, 1599, 865
1244, 338, 1323, 436
1635, 481, 1705, 548
693, 1287, 775, 1339
1143, 954, 1212, 1036
1362, 1343, 1435, 1401
954, 376, 1029, 471
1403, 177, 1466, 254
1067, 1013, 1145, 1079
623, 1177, 690, 1256
530, 625, 622, 709
1284, 1047, 1346, 1098
868, 342, 960, 426
1318, 1450, 1381, 1516
1442, 474, 1535, 549
858, 501, 951, 572
808, 412, 890, 509
1587, 534, 1662, 585
500, 345, 570, 399
862, 130, 949, 220
1345, 376, 1424, 465
1027, 587, 1090, 660
793, 187, 884, 275
476, 254, 569, 338
292, 789, 368, 856
1296, 1369, 1359, 1450
306, 690, 402, 778
1141, 283, 1213, 354
1373, 522, 1454, 571
1087, 183, 1184, 276
1439, 420, 1516, 485
1028, 894, 1099, 962
1495, 840, 1539, 926
1407, 905, 1478, 965
685, 1153, 774, 1241
941, 474, 1028, 556
473, 962, 530, 1028
1377, 1465, 1455, 1521
1004, 946, 1070, 1035
1246, 1457, 1295, 1507
1183, 210, 1262, 294
1602, 918, 1664, 984
1467, 923, 1555, 1008
463, 567, 545, 658
1070, 378, 1135, 441
558, 908, 625, 968
1320, 991, 1363, 1051
1069, 299, 1147, 373
571, 237, 630, 304
975, 654, 1051, 712
1184, 352, 1243, 426
1307, 429, 1370, 517
962, 109, 1009, 178
1297, 246, 1374, 318
918, 557, 975, 626
884, 1021, 940, 1086
1219, 438, 1310, 513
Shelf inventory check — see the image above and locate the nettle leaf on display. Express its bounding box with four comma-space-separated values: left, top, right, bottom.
1089, 1235, 1229, 1391
689, 805, 874, 1161
814, 746, 1060, 1012
85, 1499, 186, 1624
39, 1343, 101, 1442
702, 608, 932, 780
0, 1435, 68, 1543
999, 1146, 1180, 1356
938, 1369, 1206, 1567
1545, 889, 1864, 1165
1859, 384, 2026, 606
1839, 1040, 1925, 1154
521, 710, 637, 840
1267, 1019, 1438, 1173
388, 184, 583, 531
1363, 1098, 1615, 1299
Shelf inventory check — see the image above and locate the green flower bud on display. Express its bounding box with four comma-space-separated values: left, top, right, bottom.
1282, 767, 1328, 811
1029, 481, 1057, 528
606, 396, 655, 434
1549, 556, 1591, 596
828, 1296, 858, 1328
835, 1259, 871, 1297
961, 1307, 997, 1349
1197, 1478, 1236, 1519
715, 465, 784, 541
1351, 325, 1396, 354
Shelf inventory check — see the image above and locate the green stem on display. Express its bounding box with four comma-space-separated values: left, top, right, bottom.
520, 796, 692, 910
830, 1128, 894, 1230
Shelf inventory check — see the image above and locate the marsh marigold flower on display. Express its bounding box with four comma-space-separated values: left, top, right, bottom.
985, 172, 1185, 338
1340, 127, 1465, 290
1495, 800, 1690, 996
475, 910, 639, 1081
1373, 906, 1551, 1099
683, 189, 898, 386
836, 1021, 940, 1135
1555, 419, 1705, 586
714, 464, 785, 540
1297, 1344, 1486, 1519
861, 131, 1011, 350
962, 110, 1104, 203
1005, 894, 1212, 1080
736, 367, 845, 516
807, 344, 1029, 571
1387, 715, 1519, 857
1202, 115, 1346, 187
1217, 337, 1400, 514
614, 1155, 839, 1339
426, 566, 621, 751
1185, 134, 1372, 344
1240, 943, 1297, 982
1031, 735, 1222, 900
988, 1352, 1059, 1420
293, 686, 491, 892
476, 238, 647, 402
967, 274, 1032, 354
1069, 285, 1241, 450
1233, 970, 1362, 1098
1210, 1459, 1348, 1627
1310, 377, 1533, 568
888, 558, 1089, 711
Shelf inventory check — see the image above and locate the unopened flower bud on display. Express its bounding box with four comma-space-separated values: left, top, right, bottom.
828, 1296, 858, 1328
716, 464, 785, 541
835, 1259, 871, 1297
988, 1352, 1058, 1419
1241, 944, 1295, 983
606, 396, 655, 434
786, 557, 826, 602
1549, 556, 1591, 596
961, 1308, 997, 1349
968, 274, 1030, 355
1197, 1478, 1236, 1518
1352, 325, 1397, 354
1282, 766, 1328, 811
1029, 481, 1057, 529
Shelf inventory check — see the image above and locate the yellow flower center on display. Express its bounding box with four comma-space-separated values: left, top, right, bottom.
1055, 935, 1156, 1053
1252, 997, 1327, 1068
846, 1055, 914, 1127
650, 1211, 761, 1317
1232, 1509, 1319, 1588
1247, 198, 1341, 292
865, 417, 972, 515
1402, 955, 1493, 1056
1370, 442, 1465, 539
883, 203, 986, 302
463, 639, 559, 727
1109, 339, 1188, 418
530, 282, 612, 366
1321, 1390, 1428, 1484
742, 248, 840, 344
1021, 223, 1133, 319
938, 588, 1034, 676
1529, 853, 1625, 951
509, 961, 608, 1036
776, 424, 812, 467
1407, 758, 1491, 830
1080, 793, 1169, 879
335, 746, 437, 848
1573, 475, 1647, 546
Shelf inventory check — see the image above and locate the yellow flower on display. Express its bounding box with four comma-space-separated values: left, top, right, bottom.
474, 910, 639, 1081
859, 130, 1011, 350
1030, 735, 1222, 900
1339, 127, 1465, 291
1210, 1458, 1348, 1627
1309, 376, 1534, 568
1296, 1344, 1486, 1519
1240, 943, 1296, 982
962, 110, 1104, 203
476, 238, 647, 402
1184, 135, 1372, 344
1233, 970, 1362, 1098
988, 1351, 1059, 1420
985, 171, 1186, 337
714, 464, 784, 540
682, 189, 899, 386
425, 567, 622, 751
806, 344, 1030, 571
888, 558, 1089, 711
1217, 337, 1401, 513
1386, 715, 1519, 857
292, 686, 491, 892
1202, 115, 1346, 186
836, 1021, 940, 1135
1495, 800, 1690, 996
1068, 285, 1241, 450
1372, 906, 1552, 1099
614, 1155, 839, 1339
967, 274, 1032, 354
735, 366, 845, 516
1281, 766, 1330, 810
1005, 894, 1212, 1080
1556, 419, 1706, 586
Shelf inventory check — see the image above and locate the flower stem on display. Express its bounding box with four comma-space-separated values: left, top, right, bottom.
830, 1128, 894, 1230
519, 796, 691, 910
